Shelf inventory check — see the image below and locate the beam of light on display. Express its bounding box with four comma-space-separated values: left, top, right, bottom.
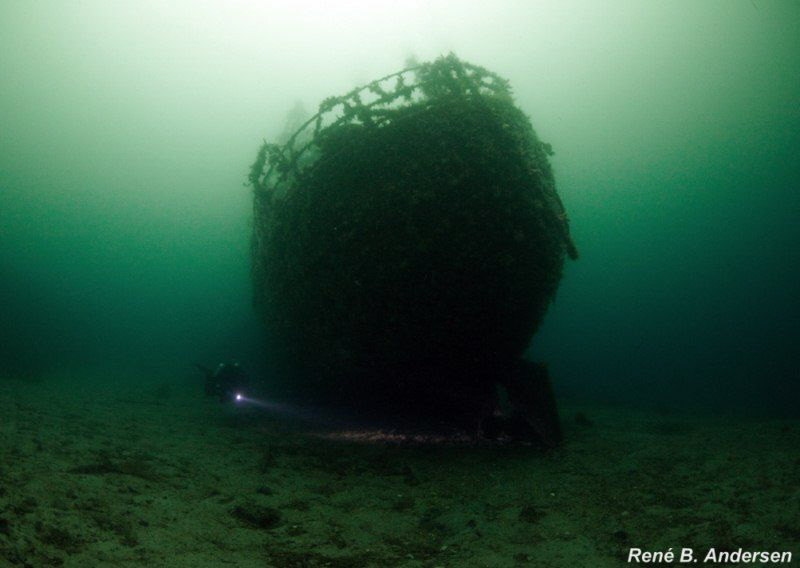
231, 392, 355, 429
231, 392, 324, 424
233, 392, 288, 412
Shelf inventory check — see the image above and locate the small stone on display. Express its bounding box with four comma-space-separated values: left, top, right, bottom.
402, 466, 420, 486
231, 502, 282, 530
518, 505, 542, 524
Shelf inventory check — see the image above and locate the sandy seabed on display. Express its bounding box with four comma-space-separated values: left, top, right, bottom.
1, 375, 797, 567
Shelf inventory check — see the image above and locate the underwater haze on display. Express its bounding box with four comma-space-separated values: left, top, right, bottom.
2, 2, 800, 566
1, 0, 799, 407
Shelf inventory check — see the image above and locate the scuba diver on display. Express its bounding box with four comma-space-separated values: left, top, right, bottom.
196, 361, 249, 403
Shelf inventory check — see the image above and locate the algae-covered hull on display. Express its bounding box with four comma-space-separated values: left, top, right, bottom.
250, 55, 576, 421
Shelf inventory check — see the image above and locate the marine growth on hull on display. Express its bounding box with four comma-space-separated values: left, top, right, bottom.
249, 54, 577, 441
